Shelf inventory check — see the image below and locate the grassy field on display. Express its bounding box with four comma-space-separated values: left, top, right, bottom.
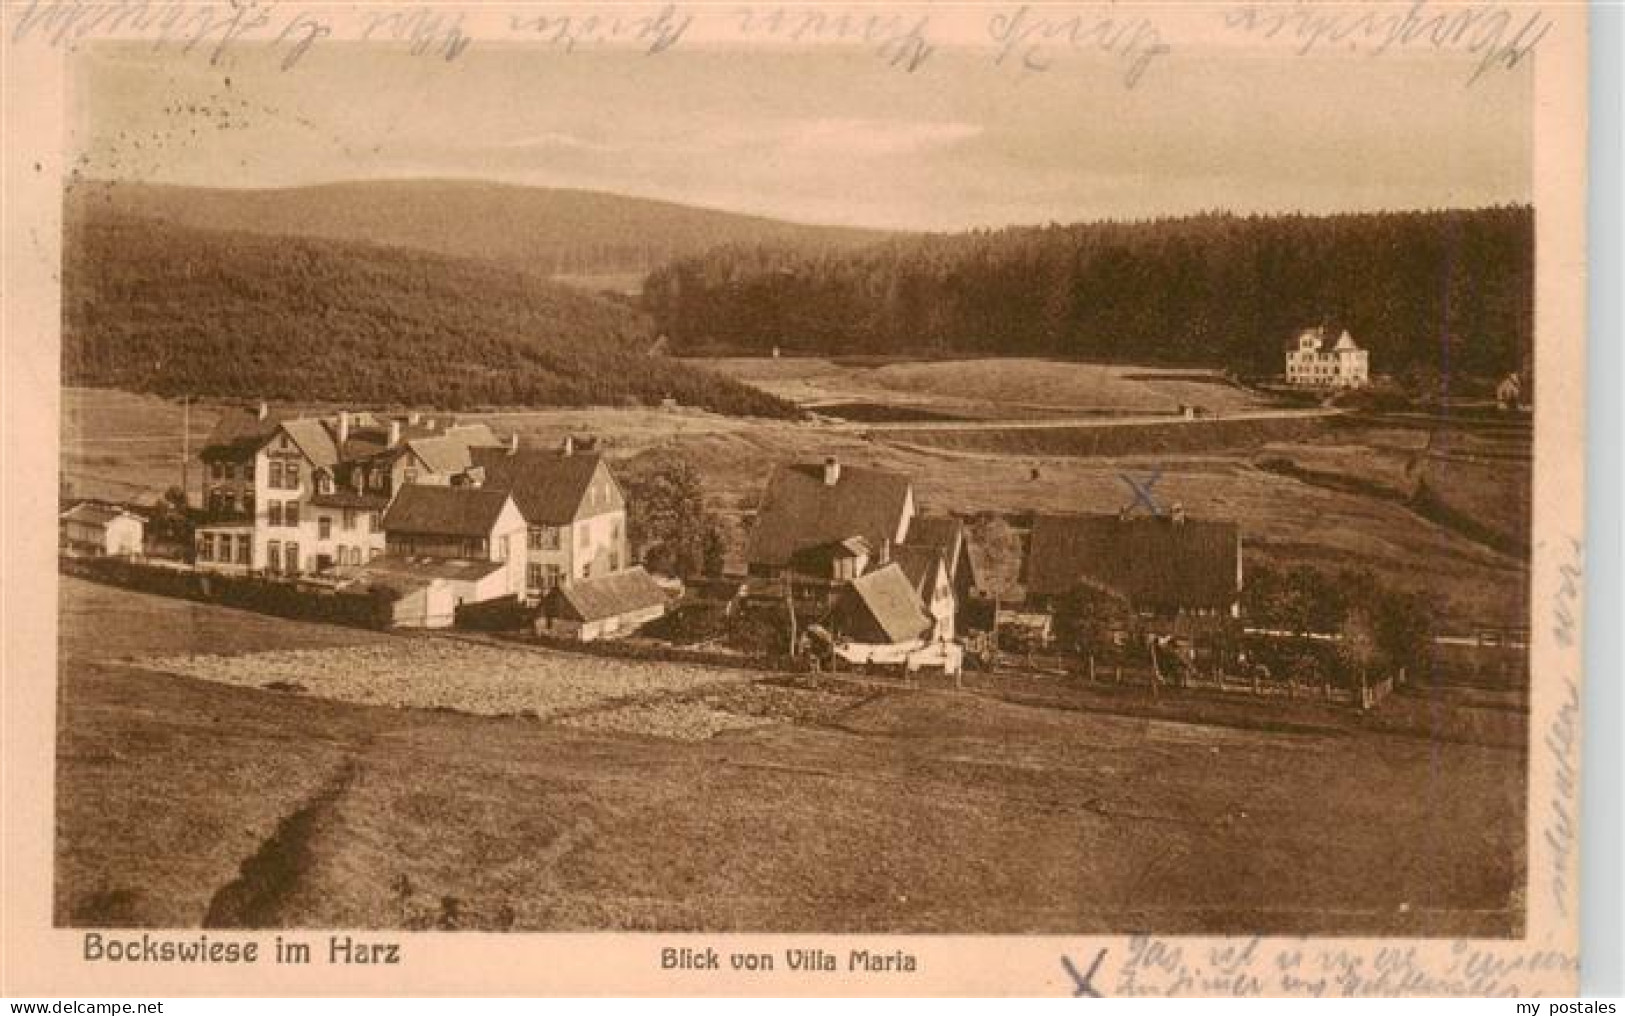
702, 357, 1277, 417
57, 578, 1525, 935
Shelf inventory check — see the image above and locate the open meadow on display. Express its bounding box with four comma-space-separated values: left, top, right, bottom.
701, 356, 1279, 419
57, 577, 1525, 935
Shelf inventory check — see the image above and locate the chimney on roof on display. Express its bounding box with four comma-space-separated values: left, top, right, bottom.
409, 411, 421, 425
256, 400, 268, 421
823, 456, 840, 486
387, 420, 401, 448
561, 435, 575, 457
879, 536, 891, 565
337, 411, 351, 446
508, 433, 519, 456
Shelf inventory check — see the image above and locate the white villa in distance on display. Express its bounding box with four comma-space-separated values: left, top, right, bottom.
1286, 326, 1370, 389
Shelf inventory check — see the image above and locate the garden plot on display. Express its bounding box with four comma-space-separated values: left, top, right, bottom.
557, 679, 868, 741
134, 639, 755, 719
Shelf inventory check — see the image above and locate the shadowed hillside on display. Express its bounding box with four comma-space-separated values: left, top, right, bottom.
67, 179, 892, 281
62, 210, 799, 417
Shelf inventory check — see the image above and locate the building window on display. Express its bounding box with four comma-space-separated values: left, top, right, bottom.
269, 461, 283, 488
237, 535, 251, 564
404, 466, 418, 485
223, 490, 237, 513
285, 542, 300, 573
197, 535, 213, 562
369, 547, 381, 562
370, 470, 387, 492
285, 501, 300, 527
285, 462, 300, 490
316, 472, 333, 496
609, 550, 620, 572
268, 501, 282, 527
367, 512, 379, 533
319, 517, 332, 540
211, 462, 224, 480
342, 509, 356, 531
268, 540, 281, 571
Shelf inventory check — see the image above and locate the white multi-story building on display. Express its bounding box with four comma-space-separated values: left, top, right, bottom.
192, 406, 503, 575
193, 407, 631, 607
1286, 327, 1370, 389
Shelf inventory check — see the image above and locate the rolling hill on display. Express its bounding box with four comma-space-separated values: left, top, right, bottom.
61, 209, 799, 417
66, 179, 892, 282
646, 206, 1534, 380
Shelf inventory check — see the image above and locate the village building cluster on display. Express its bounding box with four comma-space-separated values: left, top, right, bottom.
179, 405, 657, 632
63, 403, 1249, 668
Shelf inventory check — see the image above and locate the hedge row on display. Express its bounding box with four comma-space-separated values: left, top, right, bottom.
454, 595, 538, 632
61, 556, 397, 630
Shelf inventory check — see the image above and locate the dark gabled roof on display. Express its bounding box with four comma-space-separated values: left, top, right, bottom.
403, 425, 504, 476
905, 516, 962, 555
60, 503, 135, 527
836, 563, 933, 645
1024, 513, 1241, 610
469, 447, 609, 525
409, 435, 475, 475
199, 409, 285, 458
746, 462, 913, 568
381, 485, 514, 537
890, 545, 946, 600
904, 515, 975, 587
278, 418, 341, 468
547, 567, 668, 622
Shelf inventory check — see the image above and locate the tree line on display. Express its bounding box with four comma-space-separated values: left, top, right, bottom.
643, 206, 1533, 379
62, 212, 800, 418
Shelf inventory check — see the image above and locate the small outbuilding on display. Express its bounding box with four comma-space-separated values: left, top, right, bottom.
59, 503, 145, 558
536, 566, 670, 641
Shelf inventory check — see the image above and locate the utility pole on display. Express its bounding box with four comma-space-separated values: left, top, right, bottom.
180, 395, 191, 507
783, 571, 797, 658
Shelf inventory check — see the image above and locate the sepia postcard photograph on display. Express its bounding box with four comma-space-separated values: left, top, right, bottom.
0, 0, 1591, 997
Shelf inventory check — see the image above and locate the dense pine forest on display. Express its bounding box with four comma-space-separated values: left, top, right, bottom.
62, 212, 799, 417
72, 180, 889, 279
643, 207, 1534, 380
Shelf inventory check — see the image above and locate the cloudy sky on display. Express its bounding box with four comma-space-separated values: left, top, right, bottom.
72, 41, 1531, 231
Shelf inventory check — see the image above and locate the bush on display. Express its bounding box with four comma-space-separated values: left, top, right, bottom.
454, 595, 537, 632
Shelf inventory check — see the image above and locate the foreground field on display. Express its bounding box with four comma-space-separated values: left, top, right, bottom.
57, 579, 1525, 935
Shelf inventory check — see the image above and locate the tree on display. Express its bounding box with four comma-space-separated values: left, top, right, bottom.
1372, 587, 1436, 675
965, 514, 1022, 599
619, 450, 725, 579
1338, 607, 1380, 689
148, 485, 194, 546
